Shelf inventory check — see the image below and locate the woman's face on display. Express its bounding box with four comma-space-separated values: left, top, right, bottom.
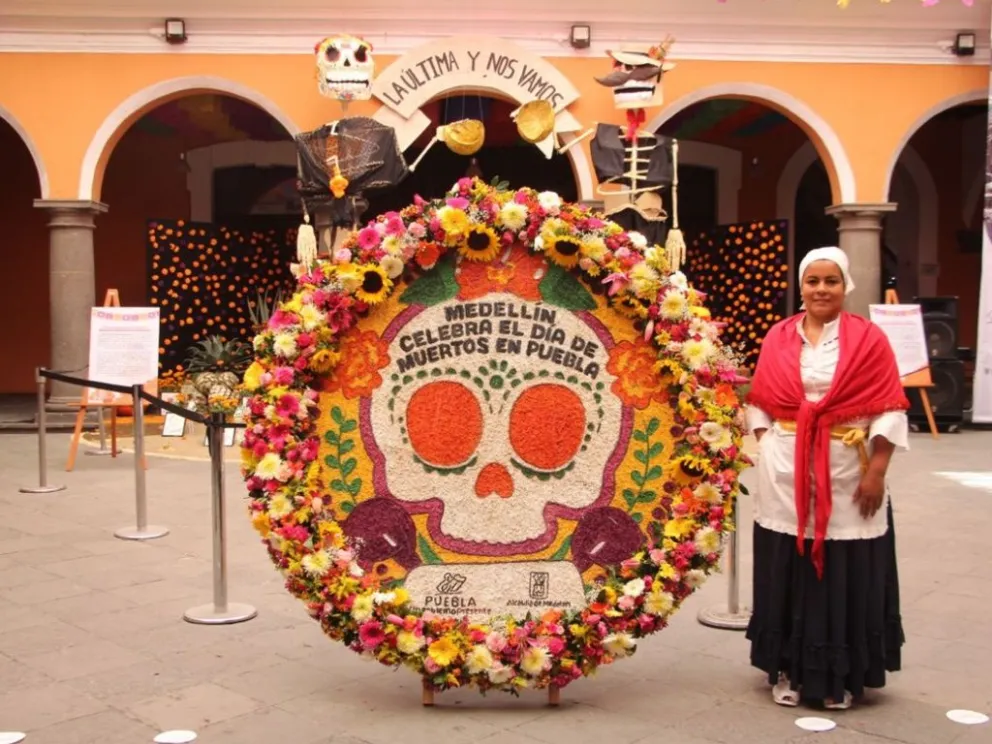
801, 260, 845, 322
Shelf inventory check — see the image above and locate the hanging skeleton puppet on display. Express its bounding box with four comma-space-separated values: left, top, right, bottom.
295, 34, 410, 268
562, 38, 686, 270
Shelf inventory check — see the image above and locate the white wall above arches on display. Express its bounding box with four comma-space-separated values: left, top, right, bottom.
881, 88, 987, 200
0, 104, 50, 199
645, 82, 856, 204
77, 75, 300, 202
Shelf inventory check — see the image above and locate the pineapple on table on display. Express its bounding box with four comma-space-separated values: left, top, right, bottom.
185, 335, 251, 400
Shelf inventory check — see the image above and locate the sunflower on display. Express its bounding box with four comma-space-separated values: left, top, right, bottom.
671, 453, 714, 485
545, 235, 582, 268
309, 348, 341, 374
459, 225, 501, 262
355, 265, 392, 305
612, 294, 650, 319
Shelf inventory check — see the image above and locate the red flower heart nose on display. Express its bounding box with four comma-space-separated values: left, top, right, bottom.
474, 462, 514, 499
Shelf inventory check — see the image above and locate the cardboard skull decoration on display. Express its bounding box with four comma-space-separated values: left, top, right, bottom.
595, 37, 676, 110
315, 34, 374, 102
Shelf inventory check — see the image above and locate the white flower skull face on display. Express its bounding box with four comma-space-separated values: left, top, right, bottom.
367, 300, 626, 551
315, 34, 374, 102
595, 37, 676, 111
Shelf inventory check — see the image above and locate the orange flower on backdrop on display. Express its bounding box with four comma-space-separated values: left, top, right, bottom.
606, 339, 668, 409
321, 329, 391, 398
456, 244, 545, 302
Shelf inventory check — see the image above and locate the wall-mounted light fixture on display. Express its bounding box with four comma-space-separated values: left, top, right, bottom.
164, 18, 187, 45
953, 31, 976, 57
570, 24, 591, 50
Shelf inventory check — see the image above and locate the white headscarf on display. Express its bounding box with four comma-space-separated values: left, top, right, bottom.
799, 246, 855, 295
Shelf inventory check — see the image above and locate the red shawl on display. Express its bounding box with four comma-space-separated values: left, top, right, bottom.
746, 312, 909, 578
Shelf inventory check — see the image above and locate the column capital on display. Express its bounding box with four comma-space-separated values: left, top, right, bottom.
33, 199, 108, 229
825, 202, 897, 219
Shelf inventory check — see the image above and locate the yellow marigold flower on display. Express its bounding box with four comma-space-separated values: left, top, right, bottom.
251, 511, 271, 537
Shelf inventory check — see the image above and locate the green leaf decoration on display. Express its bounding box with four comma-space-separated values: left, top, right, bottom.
539, 263, 596, 311
550, 536, 572, 561
417, 535, 443, 564
400, 257, 458, 307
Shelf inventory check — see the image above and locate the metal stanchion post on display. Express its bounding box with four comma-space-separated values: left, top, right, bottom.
86, 406, 112, 456
114, 385, 169, 541
20, 369, 66, 494
184, 412, 257, 625
698, 495, 752, 630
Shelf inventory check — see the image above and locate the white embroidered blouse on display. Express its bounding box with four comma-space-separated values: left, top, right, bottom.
745, 316, 909, 540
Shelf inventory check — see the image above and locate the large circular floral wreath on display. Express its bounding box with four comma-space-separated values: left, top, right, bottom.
241, 177, 751, 695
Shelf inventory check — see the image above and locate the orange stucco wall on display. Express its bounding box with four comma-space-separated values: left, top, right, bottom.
0, 52, 986, 204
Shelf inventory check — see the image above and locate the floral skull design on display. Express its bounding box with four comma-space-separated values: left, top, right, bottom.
364, 298, 628, 554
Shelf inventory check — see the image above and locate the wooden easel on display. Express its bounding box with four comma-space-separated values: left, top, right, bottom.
65, 289, 148, 470
421, 679, 560, 707
885, 289, 939, 440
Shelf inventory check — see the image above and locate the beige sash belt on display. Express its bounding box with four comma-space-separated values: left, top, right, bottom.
776, 421, 869, 474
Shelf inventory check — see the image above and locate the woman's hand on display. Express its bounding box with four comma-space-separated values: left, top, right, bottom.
852, 469, 885, 518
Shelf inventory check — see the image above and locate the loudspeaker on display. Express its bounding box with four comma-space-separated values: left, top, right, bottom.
914, 296, 958, 360
909, 359, 965, 426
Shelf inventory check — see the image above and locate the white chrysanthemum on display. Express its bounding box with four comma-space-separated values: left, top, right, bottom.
694, 527, 722, 555
465, 644, 494, 674
537, 191, 562, 213
681, 338, 715, 370
603, 633, 636, 657
381, 235, 403, 256
684, 569, 706, 588
350, 594, 374, 622
626, 231, 648, 250
301, 550, 333, 576
623, 578, 646, 597
396, 630, 425, 654
629, 263, 660, 299
499, 202, 529, 231
668, 271, 688, 290
487, 663, 514, 684
273, 333, 298, 359
298, 304, 323, 332
660, 289, 688, 320
699, 421, 733, 451
693, 481, 723, 504
644, 589, 675, 616
267, 493, 294, 519
255, 452, 284, 481
380, 255, 404, 279
253, 334, 266, 351
372, 591, 396, 605
520, 645, 551, 676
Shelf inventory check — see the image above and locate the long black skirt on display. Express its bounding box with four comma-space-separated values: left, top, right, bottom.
746, 503, 905, 703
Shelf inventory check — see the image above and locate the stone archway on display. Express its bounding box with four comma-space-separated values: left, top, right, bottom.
881, 89, 987, 200
370, 37, 595, 201
0, 103, 50, 199
646, 82, 856, 204
77, 76, 300, 202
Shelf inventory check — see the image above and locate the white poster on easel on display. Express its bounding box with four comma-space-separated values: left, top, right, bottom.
869, 304, 930, 379
86, 307, 161, 405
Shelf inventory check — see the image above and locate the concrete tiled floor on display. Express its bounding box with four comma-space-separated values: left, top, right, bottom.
1, 429, 991, 743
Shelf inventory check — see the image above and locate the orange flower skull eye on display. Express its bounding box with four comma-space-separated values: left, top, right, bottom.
509, 384, 586, 471
406, 381, 483, 468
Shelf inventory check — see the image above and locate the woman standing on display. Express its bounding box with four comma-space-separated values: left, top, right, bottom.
745, 247, 910, 709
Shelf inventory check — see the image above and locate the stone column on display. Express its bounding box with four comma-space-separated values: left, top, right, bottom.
824, 202, 896, 317
34, 199, 107, 405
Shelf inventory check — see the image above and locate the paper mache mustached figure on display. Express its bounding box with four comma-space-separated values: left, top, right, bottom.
561, 36, 687, 270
